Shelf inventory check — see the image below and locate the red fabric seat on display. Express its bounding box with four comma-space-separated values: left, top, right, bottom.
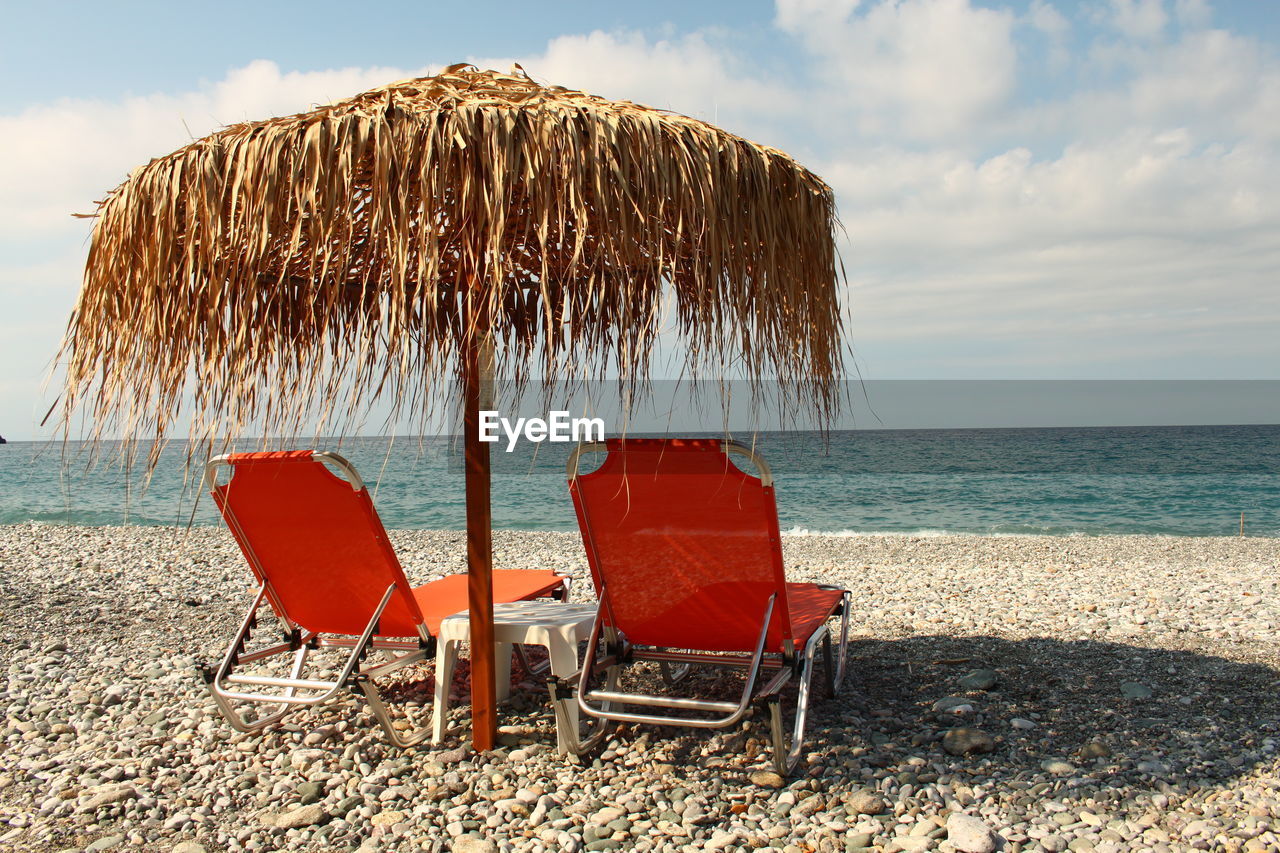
569, 438, 845, 654
410, 572, 566, 635
212, 450, 563, 638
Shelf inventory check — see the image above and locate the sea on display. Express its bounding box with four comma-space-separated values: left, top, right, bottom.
0, 424, 1277, 537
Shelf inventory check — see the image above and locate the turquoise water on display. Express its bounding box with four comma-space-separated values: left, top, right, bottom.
0, 425, 1277, 536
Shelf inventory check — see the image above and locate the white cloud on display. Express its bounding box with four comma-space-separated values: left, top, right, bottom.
1106, 0, 1169, 41
1174, 0, 1212, 30
0, 60, 424, 244
0, 61, 432, 438
471, 31, 798, 144
779, 0, 1019, 139
825, 126, 1280, 376
774, 0, 865, 33
1026, 1, 1072, 70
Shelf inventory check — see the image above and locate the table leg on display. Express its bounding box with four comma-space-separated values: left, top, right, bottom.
432, 638, 459, 744
547, 637, 582, 754
495, 642, 513, 703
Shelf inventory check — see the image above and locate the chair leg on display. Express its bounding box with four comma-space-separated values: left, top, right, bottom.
767, 668, 813, 775
352, 673, 432, 749
207, 640, 312, 727
659, 660, 692, 686
833, 591, 851, 692
821, 634, 835, 699
767, 622, 830, 775
203, 593, 312, 732
549, 663, 617, 756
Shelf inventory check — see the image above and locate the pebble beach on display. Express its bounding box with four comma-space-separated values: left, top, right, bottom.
2, 524, 1279, 853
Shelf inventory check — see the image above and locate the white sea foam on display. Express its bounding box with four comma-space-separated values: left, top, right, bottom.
780, 526, 1091, 538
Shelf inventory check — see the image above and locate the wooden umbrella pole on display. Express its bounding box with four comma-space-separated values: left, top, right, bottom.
463, 297, 497, 752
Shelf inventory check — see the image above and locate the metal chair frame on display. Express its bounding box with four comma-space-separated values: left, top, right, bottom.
200, 581, 436, 748
556, 439, 852, 774
201, 451, 566, 749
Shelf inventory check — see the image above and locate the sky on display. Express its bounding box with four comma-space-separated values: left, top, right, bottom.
1, 0, 1278, 440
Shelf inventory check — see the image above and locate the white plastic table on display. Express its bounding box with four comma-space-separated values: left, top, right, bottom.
432, 600, 597, 753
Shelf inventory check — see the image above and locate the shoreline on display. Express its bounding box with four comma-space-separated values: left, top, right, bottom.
2, 525, 1279, 851
5, 520, 1279, 541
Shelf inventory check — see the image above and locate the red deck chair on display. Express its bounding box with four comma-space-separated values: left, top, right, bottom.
201, 450, 567, 746
556, 438, 850, 774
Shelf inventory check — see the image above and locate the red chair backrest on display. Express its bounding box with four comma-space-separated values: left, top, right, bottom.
209, 450, 426, 638
568, 438, 793, 653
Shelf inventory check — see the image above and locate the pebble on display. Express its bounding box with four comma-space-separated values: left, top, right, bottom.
750, 770, 787, 788
1079, 740, 1112, 759
295, 780, 324, 804
273, 803, 326, 829
958, 669, 998, 691
943, 728, 996, 756
370, 808, 405, 826
932, 697, 975, 713
452, 839, 499, 853
847, 830, 874, 848
2, 524, 1279, 853
1121, 681, 1154, 699
947, 812, 999, 853
846, 790, 887, 815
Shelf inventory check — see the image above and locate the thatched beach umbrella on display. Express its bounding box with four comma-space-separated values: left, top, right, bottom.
57, 64, 844, 749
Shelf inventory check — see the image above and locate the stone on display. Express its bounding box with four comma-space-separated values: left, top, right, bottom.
86, 835, 125, 851
451, 839, 498, 853
288, 748, 325, 771
750, 770, 787, 788
274, 803, 326, 829
334, 795, 363, 815
1041, 835, 1068, 852
933, 697, 975, 713
1011, 718, 1036, 730
942, 728, 995, 756
886, 837, 934, 852
846, 791, 887, 815
302, 726, 336, 746
81, 784, 138, 811
1182, 819, 1210, 838
708, 830, 741, 850
1041, 759, 1076, 775
958, 669, 998, 691
1079, 740, 1112, 760
370, 808, 406, 827
947, 812, 998, 853
295, 780, 324, 805
171, 844, 207, 853
1120, 682, 1153, 699
591, 806, 625, 824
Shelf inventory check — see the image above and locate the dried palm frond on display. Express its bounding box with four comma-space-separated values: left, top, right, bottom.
56, 64, 843, 461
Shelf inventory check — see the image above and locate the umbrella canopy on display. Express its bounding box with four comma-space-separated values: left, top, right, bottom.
56, 64, 845, 749
61, 64, 842, 443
